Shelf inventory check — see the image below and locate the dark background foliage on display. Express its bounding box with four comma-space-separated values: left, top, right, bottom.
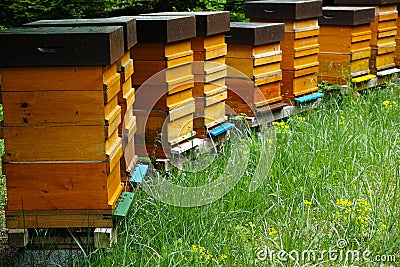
0, 0, 248, 29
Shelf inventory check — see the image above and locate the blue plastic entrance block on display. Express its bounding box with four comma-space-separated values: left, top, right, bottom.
295, 92, 324, 104
207, 123, 234, 137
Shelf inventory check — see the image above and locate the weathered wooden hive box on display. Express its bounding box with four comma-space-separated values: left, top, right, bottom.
24, 16, 138, 183
225, 22, 286, 116
334, 0, 399, 73
318, 7, 375, 84
143, 11, 230, 138
245, 0, 322, 105
130, 15, 196, 158
395, 3, 400, 66
0, 26, 127, 229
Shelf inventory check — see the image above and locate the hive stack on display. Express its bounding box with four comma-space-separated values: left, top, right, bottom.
144, 12, 230, 138
0, 26, 126, 229
334, 0, 399, 74
245, 0, 322, 105
225, 22, 286, 116
318, 7, 375, 84
24, 17, 138, 184
395, 3, 400, 66
131, 16, 196, 158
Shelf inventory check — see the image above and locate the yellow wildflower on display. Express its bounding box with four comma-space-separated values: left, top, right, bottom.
192, 245, 198, 253
247, 221, 256, 228
267, 139, 273, 144
304, 200, 312, 206
199, 246, 206, 254
380, 222, 387, 229
220, 254, 228, 261
383, 100, 391, 107
339, 121, 345, 125
268, 227, 278, 236
392, 101, 397, 105
297, 116, 306, 122
205, 254, 212, 260
337, 198, 352, 207
357, 199, 371, 212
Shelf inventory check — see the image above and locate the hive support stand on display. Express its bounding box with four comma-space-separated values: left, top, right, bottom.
8, 228, 29, 248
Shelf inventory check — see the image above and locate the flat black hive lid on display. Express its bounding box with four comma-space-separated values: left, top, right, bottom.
334, 0, 400, 4
142, 11, 230, 36
245, 0, 323, 21
24, 17, 137, 51
129, 15, 196, 43
226, 22, 285, 45
0, 26, 124, 67
320, 7, 375, 25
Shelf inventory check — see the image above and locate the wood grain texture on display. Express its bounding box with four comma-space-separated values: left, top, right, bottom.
0, 65, 117, 91
6, 209, 113, 229
131, 41, 192, 61
281, 69, 318, 105
2, 91, 106, 126
3, 125, 109, 162
4, 162, 121, 211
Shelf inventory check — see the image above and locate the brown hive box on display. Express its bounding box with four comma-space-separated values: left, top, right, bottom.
319, 6, 375, 26
245, 0, 323, 20
225, 22, 285, 114
245, 0, 322, 105
24, 17, 137, 51
135, 13, 230, 139
130, 15, 196, 157
0, 26, 124, 66
318, 7, 375, 83
22, 17, 138, 179
333, 0, 400, 4
0, 26, 126, 229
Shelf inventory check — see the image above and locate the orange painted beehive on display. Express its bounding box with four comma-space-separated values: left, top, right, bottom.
131, 15, 196, 158
24, 16, 139, 184
245, 0, 322, 105
143, 11, 230, 138
334, 0, 398, 73
0, 26, 128, 229
225, 22, 286, 116
318, 7, 375, 84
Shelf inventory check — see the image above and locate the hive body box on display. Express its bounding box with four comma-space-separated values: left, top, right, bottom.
245, 0, 322, 105
334, 0, 399, 73
0, 26, 126, 229
24, 16, 138, 183
130, 16, 196, 158
318, 7, 375, 84
143, 12, 230, 138
395, 4, 400, 66
225, 22, 286, 116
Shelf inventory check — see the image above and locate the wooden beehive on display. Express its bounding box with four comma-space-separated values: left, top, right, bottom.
0, 26, 126, 229
318, 7, 375, 84
143, 11, 230, 138
334, 0, 399, 73
131, 15, 196, 158
24, 16, 138, 183
225, 22, 286, 116
395, 4, 400, 66
245, 0, 322, 105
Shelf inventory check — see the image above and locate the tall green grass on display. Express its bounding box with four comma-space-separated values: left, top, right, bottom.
0, 87, 399, 266
83, 86, 399, 266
